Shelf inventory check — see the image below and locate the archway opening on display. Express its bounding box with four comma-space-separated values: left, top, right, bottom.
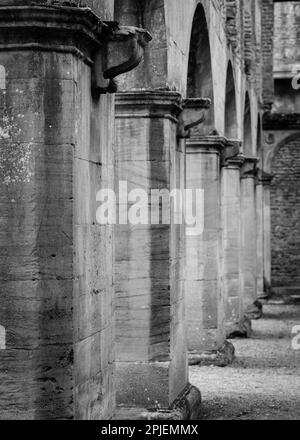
243, 93, 252, 155
225, 62, 238, 139
187, 4, 215, 134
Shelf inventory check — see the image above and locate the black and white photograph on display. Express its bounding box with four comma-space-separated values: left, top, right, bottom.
0, 0, 299, 426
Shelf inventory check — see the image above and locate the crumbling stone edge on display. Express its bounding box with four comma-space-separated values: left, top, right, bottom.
188, 340, 235, 367
226, 316, 252, 339
140, 384, 202, 420
245, 300, 263, 320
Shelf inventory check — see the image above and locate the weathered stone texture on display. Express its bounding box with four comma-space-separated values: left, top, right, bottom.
0, 0, 282, 421
0, 1, 114, 19
115, 92, 187, 416
0, 51, 75, 420
271, 137, 300, 291
185, 139, 225, 357
262, 0, 274, 107
0, 43, 115, 421
274, 2, 300, 77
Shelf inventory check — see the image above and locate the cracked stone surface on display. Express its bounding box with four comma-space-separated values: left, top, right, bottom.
190, 303, 300, 420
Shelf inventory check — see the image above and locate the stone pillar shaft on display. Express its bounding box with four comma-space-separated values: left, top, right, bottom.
261, 173, 274, 297
256, 180, 265, 299
0, 7, 116, 420
240, 157, 262, 320
222, 152, 251, 338
185, 136, 234, 366
114, 91, 200, 420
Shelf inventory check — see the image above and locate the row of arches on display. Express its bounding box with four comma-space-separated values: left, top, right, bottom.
186, 3, 260, 154
113, 1, 261, 152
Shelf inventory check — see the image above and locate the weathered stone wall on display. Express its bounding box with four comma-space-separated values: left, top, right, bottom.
261, 0, 274, 107
273, 1, 300, 113
271, 137, 300, 291
274, 1, 300, 77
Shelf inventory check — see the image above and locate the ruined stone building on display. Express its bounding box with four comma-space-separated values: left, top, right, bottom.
0, 0, 299, 420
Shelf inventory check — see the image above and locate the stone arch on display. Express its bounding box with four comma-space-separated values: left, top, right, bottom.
270, 134, 300, 294
114, 0, 168, 90
224, 61, 238, 139
0, 65, 5, 90
243, 92, 252, 155
187, 2, 215, 132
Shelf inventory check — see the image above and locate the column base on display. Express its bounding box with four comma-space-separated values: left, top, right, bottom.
226, 316, 252, 339
188, 341, 235, 367
262, 278, 274, 299
116, 385, 201, 420
245, 300, 263, 320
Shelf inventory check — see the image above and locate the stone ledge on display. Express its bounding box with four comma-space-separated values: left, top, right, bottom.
115, 91, 184, 123
188, 340, 235, 367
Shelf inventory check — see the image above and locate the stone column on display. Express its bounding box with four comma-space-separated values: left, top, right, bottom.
261, 172, 274, 297
0, 4, 149, 420
185, 135, 235, 367
221, 147, 252, 338
240, 157, 262, 320
114, 91, 201, 420
256, 171, 265, 299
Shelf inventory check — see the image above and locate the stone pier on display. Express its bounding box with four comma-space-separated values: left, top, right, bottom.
240, 157, 262, 320
114, 91, 201, 420
221, 148, 252, 338
0, 3, 149, 420
185, 135, 235, 367
261, 172, 274, 298
256, 171, 265, 300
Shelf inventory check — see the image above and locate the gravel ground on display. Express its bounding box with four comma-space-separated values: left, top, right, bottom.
190, 303, 300, 420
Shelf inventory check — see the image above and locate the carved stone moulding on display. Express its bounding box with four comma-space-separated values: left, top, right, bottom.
222, 139, 243, 167
240, 155, 259, 179
186, 135, 227, 155
256, 169, 274, 186
115, 91, 184, 123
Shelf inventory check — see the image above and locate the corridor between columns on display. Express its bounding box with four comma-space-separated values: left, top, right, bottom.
191, 300, 300, 420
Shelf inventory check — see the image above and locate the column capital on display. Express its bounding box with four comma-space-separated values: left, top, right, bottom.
256, 169, 274, 186
115, 90, 183, 123
222, 139, 243, 168
177, 98, 211, 138
0, 5, 151, 94
241, 155, 259, 179
186, 135, 227, 155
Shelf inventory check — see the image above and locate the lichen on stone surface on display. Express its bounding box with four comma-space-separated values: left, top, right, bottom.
0, 113, 34, 185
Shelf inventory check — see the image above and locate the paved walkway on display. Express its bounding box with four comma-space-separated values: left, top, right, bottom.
190, 302, 300, 420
